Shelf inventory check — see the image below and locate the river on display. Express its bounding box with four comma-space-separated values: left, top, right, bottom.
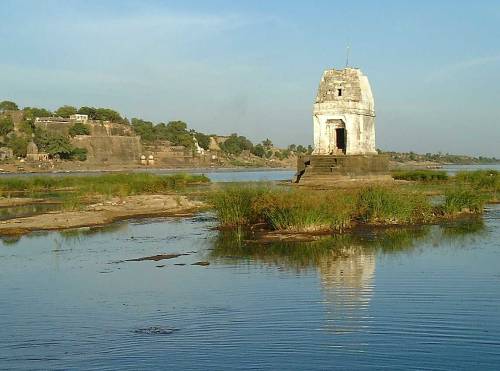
0, 173, 499, 369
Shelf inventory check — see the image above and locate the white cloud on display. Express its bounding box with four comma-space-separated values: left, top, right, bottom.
425, 55, 500, 83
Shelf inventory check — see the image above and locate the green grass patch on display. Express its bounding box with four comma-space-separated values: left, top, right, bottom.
253, 189, 356, 232
454, 170, 499, 201
443, 188, 488, 215
0, 173, 210, 198
208, 184, 271, 227
392, 170, 448, 181
208, 185, 448, 232
357, 186, 434, 224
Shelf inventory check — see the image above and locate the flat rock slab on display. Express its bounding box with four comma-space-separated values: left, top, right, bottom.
0, 195, 203, 236
126, 253, 188, 262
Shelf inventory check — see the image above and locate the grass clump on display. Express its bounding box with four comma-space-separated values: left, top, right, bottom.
357, 186, 433, 224
392, 170, 448, 181
443, 188, 487, 215
209, 182, 488, 233
253, 190, 356, 232
208, 185, 270, 227
454, 170, 499, 201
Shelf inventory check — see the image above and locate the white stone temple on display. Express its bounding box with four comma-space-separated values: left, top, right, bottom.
313, 68, 376, 155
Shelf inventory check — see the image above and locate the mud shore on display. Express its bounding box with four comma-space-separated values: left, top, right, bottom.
0, 195, 204, 236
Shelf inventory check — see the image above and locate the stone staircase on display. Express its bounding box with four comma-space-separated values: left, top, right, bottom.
295, 154, 390, 184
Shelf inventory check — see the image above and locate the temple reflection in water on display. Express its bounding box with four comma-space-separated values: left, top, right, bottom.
318, 245, 375, 333
210, 221, 485, 333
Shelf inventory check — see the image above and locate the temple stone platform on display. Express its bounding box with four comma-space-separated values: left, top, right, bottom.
295, 154, 391, 184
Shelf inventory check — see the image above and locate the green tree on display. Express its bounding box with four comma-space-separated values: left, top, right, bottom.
19, 119, 34, 136
70, 147, 87, 161
296, 145, 306, 153
131, 118, 155, 142
164, 121, 194, 148
23, 107, 52, 118
69, 122, 91, 136
0, 116, 14, 135
262, 138, 273, 148
220, 134, 253, 155
95, 108, 122, 122
77, 106, 97, 119
288, 144, 297, 152
251, 143, 265, 157
7, 134, 28, 157
34, 127, 73, 158
55, 105, 78, 118
0, 101, 18, 111
307, 145, 313, 155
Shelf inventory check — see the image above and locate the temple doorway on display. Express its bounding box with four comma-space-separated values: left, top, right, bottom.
335, 128, 346, 153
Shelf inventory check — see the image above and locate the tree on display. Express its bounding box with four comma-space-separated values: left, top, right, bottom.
220, 134, 253, 155
23, 107, 52, 119
95, 108, 122, 122
262, 138, 273, 148
288, 144, 297, 152
296, 145, 306, 153
55, 105, 77, 118
131, 118, 155, 142
163, 121, 194, 148
251, 143, 265, 157
78, 106, 97, 119
19, 119, 34, 136
34, 127, 73, 158
0, 116, 14, 135
194, 132, 210, 150
69, 122, 90, 136
307, 145, 313, 155
0, 101, 18, 111
7, 134, 28, 157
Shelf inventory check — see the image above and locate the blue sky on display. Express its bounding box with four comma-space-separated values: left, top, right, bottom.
1, 0, 499, 156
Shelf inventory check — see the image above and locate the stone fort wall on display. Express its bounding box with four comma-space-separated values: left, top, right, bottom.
70, 136, 142, 163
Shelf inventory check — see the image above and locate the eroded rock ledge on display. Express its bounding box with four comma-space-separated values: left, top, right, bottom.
0, 194, 203, 236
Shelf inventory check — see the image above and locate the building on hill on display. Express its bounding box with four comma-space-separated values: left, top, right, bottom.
69, 114, 88, 123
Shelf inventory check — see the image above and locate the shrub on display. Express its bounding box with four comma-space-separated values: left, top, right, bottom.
69, 122, 90, 136
70, 147, 88, 161
0, 115, 14, 136
392, 170, 448, 181
7, 134, 28, 157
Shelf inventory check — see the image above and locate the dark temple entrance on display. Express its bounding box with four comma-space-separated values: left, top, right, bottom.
335, 128, 346, 153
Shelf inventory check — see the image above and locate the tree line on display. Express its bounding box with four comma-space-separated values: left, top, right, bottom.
1, 100, 313, 161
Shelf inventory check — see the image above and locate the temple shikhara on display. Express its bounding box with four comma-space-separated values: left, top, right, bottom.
313, 68, 376, 155
296, 67, 388, 183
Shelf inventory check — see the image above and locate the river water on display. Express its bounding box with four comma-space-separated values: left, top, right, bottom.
1, 169, 500, 369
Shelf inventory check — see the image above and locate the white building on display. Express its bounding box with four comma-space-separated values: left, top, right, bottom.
69, 114, 89, 123
313, 68, 376, 155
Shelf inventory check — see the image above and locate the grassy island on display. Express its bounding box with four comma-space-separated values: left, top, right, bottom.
209, 169, 498, 234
